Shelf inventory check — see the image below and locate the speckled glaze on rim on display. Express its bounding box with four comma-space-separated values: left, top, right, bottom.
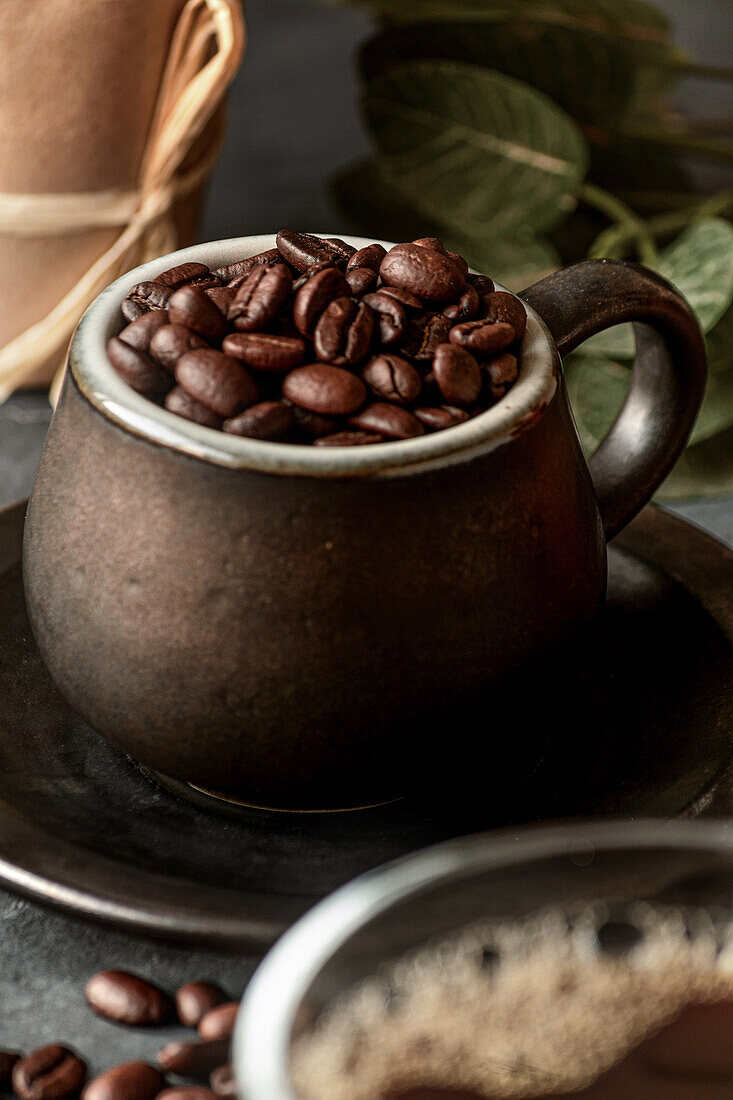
70, 233, 558, 478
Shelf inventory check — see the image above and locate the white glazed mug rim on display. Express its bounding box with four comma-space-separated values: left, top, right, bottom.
69, 233, 559, 479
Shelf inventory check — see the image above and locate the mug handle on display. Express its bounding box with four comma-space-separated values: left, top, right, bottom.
521, 259, 707, 540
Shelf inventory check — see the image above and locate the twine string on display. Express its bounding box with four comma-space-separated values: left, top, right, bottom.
0, 0, 245, 401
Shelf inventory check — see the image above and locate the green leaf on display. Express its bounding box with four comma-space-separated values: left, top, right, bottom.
362, 61, 589, 240
323, 0, 672, 44
564, 353, 629, 453
657, 426, 733, 500
359, 23, 679, 128
330, 158, 559, 288
584, 217, 733, 358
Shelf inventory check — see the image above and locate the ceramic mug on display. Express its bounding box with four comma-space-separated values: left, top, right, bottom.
22, 236, 706, 808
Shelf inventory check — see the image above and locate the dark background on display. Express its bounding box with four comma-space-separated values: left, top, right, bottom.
0, 0, 730, 1071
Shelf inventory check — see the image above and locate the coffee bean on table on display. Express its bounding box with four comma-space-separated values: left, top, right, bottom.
212, 249, 283, 283
348, 402, 424, 440
175, 349, 258, 418
433, 344, 482, 407
118, 311, 169, 352
276, 230, 348, 272
361, 354, 421, 406
344, 266, 378, 297
175, 983, 228, 1029
313, 298, 374, 366
0, 1050, 20, 1084
168, 286, 229, 341
85, 970, 172, 1026
81, 1064, 165, 1100
380, 243, 464, 302
165, 387, 224, 429
13, 1046, 87, 1100
157, 1040, 230, 1079
283, 363, 367, 415
346, 243, 386, 274
362, 291, 406, 345
313, 430, 384, 447
227, 264, 292, 332
479, 291, 528, 341
197, 1002, 240, 1041
107, 339, 171, 396
149, 325, 209, 372
449, 320, 516, 356
292, 265, 350, 337
208, 1066, 235, 1100
223, 401, 293, 440
222, 331, 306, 371
415, 405, 470, 431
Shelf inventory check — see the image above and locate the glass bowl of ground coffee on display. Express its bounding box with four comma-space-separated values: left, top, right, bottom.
235, 818, 733, 1100
22, 233, 705, 808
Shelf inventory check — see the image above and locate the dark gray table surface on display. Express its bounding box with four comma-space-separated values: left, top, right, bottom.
0, 0, 731, 1075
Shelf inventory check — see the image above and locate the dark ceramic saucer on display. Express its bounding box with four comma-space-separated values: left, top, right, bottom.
0, 500, 731, 950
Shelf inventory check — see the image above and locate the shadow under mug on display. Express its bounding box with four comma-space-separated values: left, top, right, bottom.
22, 236, 706, 808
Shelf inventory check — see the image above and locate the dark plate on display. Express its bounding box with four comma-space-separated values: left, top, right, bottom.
0, 500, 731, 950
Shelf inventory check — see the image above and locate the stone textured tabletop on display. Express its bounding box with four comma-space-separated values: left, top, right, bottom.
0, 0, 731, 1077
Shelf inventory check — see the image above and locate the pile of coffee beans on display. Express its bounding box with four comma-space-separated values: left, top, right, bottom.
108, 231, 526, 445
0, 971, 240, 1100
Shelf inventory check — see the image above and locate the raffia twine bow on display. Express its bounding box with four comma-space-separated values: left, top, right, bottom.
0, 0, 245, 402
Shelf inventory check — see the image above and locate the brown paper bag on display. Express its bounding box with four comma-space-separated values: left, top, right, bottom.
0, 0, 244, 394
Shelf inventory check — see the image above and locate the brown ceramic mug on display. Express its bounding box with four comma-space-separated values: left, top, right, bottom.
22, 235, 706, 808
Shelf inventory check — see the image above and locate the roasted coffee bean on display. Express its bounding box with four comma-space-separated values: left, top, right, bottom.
276, 230, 349, 272
345, 266, 378, 297
447, 250, 469, 277
81, 1063, 165, 1100
197, 1002, 239, 1041
176, 350, 258, 417
325, 238, 357, 265
157, 1040, 229, 1080
86, 970, 172, 1027
212, 249, 283, 283
400, 312, 452, 362
168, 286, 229, 341
118, 310, 169, 352
283, 363, 367, 416
449, 319, 515, 355
175, 983, 228, 1029
164, 387, 224, 429
208, 1066, 235, 1100
292, 260, 332, 293
158, 1090, 219, 1100
346, 243, 386, 274
314, 430, 383, 446
222, 331, 306, 372
228, 263, 292, 332
442, 285, 480, 324
293, 265, 350, 337
411, 237, 447, 254
479, 290, 527, 341
149, 324, 208, 371
155, 262, 214, 290
205, 286, 236, 314
313, 298, 374, 366
467, 273, 495, 296
433, 344, 482, 407
0, 1051, 20, 1084
380, 243, 464, 302
348, 402, 424, 440
362, 353, 421, 406
362, 291, 406, 345
13, 1046, 87, 1100
375, 285, 423, 311
289, 405, 339, 438
120, 299, 147, 323
414, 405, 470, 431
125, 281, 172, 314
485, 352, 519, 387
223, 401, 293, 440
107, 338, 171, 396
